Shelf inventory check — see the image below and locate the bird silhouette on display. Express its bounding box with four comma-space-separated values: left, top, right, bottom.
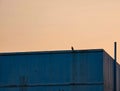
71, 46, 74, 51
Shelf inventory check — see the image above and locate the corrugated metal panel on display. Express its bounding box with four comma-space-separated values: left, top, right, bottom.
0, 85, 103, 91
103, 51, 114, 91
71, 51, 104, 91
0, 88, 19, 91
116, 63, 120, 91
0, 54, 72, 85
0, 86, 70, 91
72, 85, 103, 91
74, 52, 103, 83
0, 49, 119, 91
103, 51, 120, 91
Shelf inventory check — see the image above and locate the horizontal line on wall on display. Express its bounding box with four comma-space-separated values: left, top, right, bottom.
0, 82, 103, 88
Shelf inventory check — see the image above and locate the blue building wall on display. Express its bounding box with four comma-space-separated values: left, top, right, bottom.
0, 49, 105, 91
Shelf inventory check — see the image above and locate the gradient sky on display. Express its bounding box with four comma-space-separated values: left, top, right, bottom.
0, 0, 120, 62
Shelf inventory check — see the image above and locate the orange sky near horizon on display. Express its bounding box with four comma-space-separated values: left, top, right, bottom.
0, 0, 120, 62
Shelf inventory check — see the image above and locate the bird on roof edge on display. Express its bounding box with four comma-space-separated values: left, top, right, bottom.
71, 46, 74, 51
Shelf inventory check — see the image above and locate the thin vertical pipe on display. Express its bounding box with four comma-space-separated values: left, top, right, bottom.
114, 42, 117, 91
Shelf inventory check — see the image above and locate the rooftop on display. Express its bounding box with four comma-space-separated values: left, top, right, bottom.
0, 49, 104, 56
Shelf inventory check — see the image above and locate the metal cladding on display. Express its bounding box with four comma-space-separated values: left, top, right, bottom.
0, 49, 120, 91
